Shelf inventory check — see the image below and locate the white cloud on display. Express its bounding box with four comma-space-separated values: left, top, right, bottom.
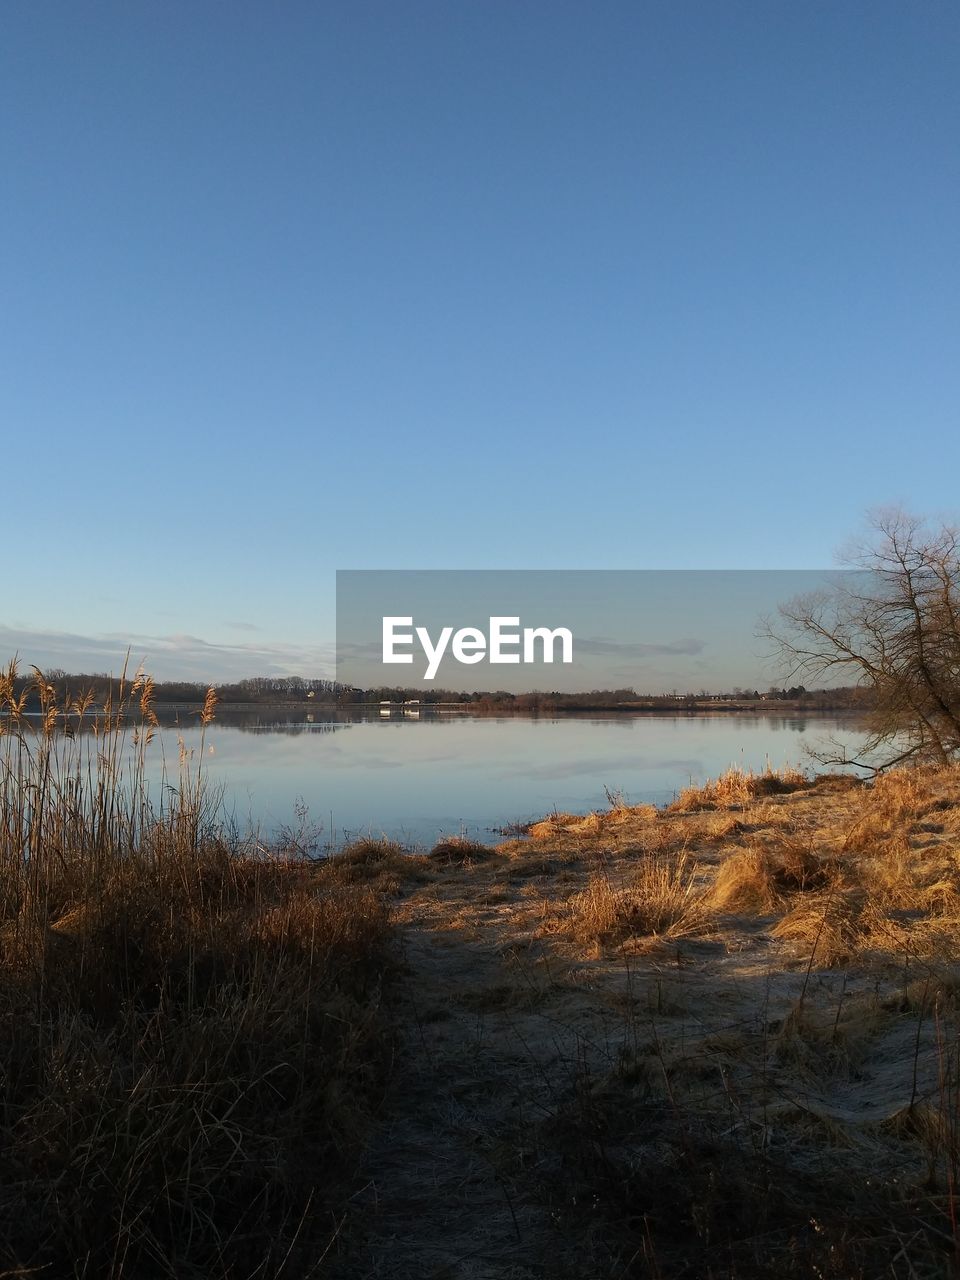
0, 626, 336, 683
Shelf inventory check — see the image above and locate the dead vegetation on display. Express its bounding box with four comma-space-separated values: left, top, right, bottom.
428, 835, 496, 865
0, 662, 395, 1279
520, 762, 960, 969
360, 759, 960, 1277
8, 668, 960, 1280
555, 851, 703, 950
670, 763, 809, 811
323, 835, 431, 891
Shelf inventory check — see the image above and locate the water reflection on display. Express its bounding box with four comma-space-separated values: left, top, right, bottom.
232, 721, 347, 737
166, 710, 865, 847
4, 709, 866, 848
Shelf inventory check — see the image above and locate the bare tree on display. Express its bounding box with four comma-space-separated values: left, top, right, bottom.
767, 509, 960, 771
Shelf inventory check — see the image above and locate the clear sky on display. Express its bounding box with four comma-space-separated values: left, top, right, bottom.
2, 2, 958, 680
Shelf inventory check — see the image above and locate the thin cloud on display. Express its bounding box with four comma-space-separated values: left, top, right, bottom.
0, 625, 336, 683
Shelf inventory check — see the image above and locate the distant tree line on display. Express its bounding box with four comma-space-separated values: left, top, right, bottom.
7, 670, 868, 715
10, 672, 346, 710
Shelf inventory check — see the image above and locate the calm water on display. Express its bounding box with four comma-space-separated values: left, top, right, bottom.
129, 709, 864, 848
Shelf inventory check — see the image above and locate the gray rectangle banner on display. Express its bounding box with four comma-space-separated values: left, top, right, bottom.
336, 569, 856, 693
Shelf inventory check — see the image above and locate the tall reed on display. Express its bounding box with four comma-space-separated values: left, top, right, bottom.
0, 660, 392, 1278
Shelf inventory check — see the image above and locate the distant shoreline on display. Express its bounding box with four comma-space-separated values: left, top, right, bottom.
146, 698, 864, 717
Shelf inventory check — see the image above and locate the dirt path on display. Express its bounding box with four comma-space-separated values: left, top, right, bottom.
342, 858, 814, 1278
345, 866, 628, 1280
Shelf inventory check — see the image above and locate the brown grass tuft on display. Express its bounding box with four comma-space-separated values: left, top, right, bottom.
710, 833, 840, 914
771, 889, 870, 965
670, 764, 808, 812
429, 835, 496, 865
563, 852, 703, 949
710, 846, 784, 913
528, 812, 583, 840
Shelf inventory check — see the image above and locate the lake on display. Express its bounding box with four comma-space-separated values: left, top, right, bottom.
129, 709, 865, 849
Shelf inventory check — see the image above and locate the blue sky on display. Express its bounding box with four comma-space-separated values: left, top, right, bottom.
2, 2, 958, 680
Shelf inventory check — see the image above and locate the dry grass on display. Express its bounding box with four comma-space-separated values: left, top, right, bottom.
0, 661, 394, 1278
6, 678, 959, 1280
323, 835, 431, 891
527, 812, 583, 840
670, 763, 808, 811
711, 832, 841, 914
710, 845, 786, 913
533, 1045, 960, 1278
560, 851, 703, 949
773, 991, 885, 1080
770, 888, 875, 965
493, 766, 960, 1274
851, 770, 955, 847
429, 835, 496, 865
504, 765, 960, 971
528, 803, 659, 843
